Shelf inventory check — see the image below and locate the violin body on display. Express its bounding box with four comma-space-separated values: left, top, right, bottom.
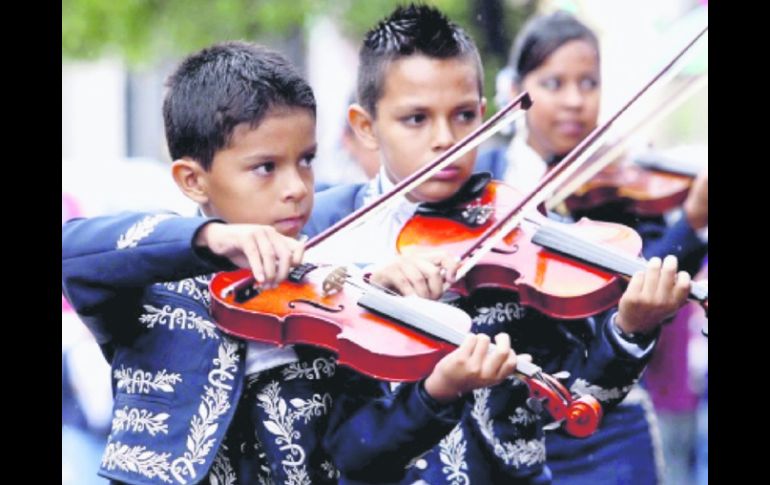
210, 265, 462, 382
565, 158, 693, 217
398, 180, 644, 319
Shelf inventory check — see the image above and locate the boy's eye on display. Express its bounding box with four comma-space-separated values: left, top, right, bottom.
299, 153, 316, 168
540, 77, 561, 91
253, 162, 275, 175
402, 113, 427, 126
457, 110, 477, 123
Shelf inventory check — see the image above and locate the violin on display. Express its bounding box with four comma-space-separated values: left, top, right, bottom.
210, 262, 603, 437
563, 157, 694, 217
397, 174, 708, 318
399, 174, 643, 319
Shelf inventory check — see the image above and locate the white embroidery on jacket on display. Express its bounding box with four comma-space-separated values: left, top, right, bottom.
161, 278, 211, 306
472, 302, 526, 325
280, 357, 336, 380
209, 443, 237, 485
101, 441, 173, 483
471, 388, 546, 468
508, 407, 539, 426
169, 338, 240, 484
117, 214, 175, 249
114, 366, 182, 394
570, 378, 635, 404
140, 304, 218, 340
112, 407, 170, 436
256, 379, 331, 485
439, 425, 469, 485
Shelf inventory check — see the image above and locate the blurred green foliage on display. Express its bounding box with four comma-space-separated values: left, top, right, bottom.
63, 0, 538, 109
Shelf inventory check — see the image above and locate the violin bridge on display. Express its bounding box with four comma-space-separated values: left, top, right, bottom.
322, 267, 348, 296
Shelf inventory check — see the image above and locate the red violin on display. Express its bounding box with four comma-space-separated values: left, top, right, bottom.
210, 262, 603, 437
398, 176, 643, 319
211, 264, 464, 382
397, 175, 708, 318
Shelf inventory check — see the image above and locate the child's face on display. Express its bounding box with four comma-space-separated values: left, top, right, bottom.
519, 39, 600, 158
372, 55, 484, 202
202, 108, 316, 238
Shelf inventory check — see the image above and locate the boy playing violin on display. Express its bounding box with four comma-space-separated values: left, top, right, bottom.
62, 40, 520, 485
304, 5, 691, 484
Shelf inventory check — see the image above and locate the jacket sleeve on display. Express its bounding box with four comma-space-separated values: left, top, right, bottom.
552, 309, 657, 410
638, 216, 708, 276
62, 211, 231, 345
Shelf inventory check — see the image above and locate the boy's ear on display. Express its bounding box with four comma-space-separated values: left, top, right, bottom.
480, 96, 487, 117
348, 104, 379, 150
171, 158, 209, 204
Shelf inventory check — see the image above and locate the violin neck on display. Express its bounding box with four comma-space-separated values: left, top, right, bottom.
531, 222, 708, 305
356, 291, 471, 347
357, 290, 552, 377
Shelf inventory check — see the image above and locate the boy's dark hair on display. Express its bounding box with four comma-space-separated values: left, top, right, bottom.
510, 11, 599, 85
163, 41, 316, 170
357, 3, 483, 116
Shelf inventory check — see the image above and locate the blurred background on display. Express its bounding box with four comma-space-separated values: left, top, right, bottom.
62, 1, 707, 483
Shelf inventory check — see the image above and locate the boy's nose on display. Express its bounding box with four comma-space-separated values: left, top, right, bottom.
282, 169, 310, 201
432, 118, 456, 151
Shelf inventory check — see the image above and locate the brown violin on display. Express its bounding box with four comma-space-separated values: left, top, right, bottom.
564, 157, 694, 217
